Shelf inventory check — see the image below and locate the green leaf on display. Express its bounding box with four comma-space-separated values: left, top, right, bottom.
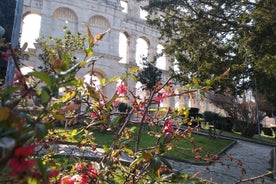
123, 147, 134, 156
72, 129, 84, 141
111, 115, 121, 125
29, 72, 52, 86
106, 93, 119, 109
71, 129, 77, 136
40, 87, 51, 106
101, 78, 106, 86
85, 23, 94, 49
129, 66, 140, 73
85, 48, 93, 57
150, 157, 162, 171
62, 53, 70, 70
1, 86, 21, 102
86, 85, 100, 101
129, 156, 144, 169
103, 145, 110, 154
35, 158, 47, 179
109, 77, 121, 83
159, 156, 172, 169
35, 123, 48, 140
19, 130, 34, 143
131, 74, 137, 82
52, 113, 66, 121
0, 107, 10, 121
21, 42, 28, 51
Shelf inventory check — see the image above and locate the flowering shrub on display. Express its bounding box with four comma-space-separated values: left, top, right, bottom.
61, 162, 98, 184
0, 26, 211, 183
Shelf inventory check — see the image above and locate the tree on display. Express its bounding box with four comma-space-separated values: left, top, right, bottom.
140, 0, 276, 111
238, 0, 276, 110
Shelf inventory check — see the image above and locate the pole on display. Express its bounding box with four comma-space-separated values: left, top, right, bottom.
255, 80, 261, 142
4, 0, 24, 87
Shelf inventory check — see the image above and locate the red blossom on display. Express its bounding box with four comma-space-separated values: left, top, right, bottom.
60, 175, 76, 184
49, 169, 59, 178
8, 158, 35, 175
14, 145, 35, 157
116, 83, 127, 95
162, 119, 173, 135
8, 145, 36, 176
153, 91, 168, 104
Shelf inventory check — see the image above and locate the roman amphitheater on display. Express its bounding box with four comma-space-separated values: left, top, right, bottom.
20, 0, 226, 115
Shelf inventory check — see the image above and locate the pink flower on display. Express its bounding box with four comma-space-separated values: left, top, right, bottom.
90, 111, 98, 119
116, 83, 127, 95
1, 50, 10, 61
194, 155, 202, 161
162, 119, 173, 135
60, 175, 76, 184
112, 99, 119, 107
86, 163, 99, 178
153, 91, 168, 104
73, 174, 89, 184
75, 162, 84, 171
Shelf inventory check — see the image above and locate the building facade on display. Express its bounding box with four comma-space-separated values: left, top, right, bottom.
21, 0, 226, 116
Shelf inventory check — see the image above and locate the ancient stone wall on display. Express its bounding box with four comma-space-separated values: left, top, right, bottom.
21, 0, 227, 116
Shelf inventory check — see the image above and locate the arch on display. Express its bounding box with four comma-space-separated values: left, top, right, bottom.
88, 15, 111, 53
156, 44, 167, 70
83, 70, 105, 91
52, 7, 78, 37
20, 13, 41, 49
89, 15, 110, 29
120, 0, 128, 13
140, 7, 148, 20
135, 81, 147, 100
53, 7, 78, 21
135, 37, 149, 67
119, 31, 129, 64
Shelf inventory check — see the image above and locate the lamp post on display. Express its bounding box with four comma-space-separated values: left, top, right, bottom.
4, 0, 24, 87
255, 79, 261, 142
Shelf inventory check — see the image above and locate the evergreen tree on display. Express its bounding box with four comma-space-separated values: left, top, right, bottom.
140, 0, 276, 110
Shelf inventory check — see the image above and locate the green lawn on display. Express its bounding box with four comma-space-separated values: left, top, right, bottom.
49, 126, 234, 162
201, 128, 276, 146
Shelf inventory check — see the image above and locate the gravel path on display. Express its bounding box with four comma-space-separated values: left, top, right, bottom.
168, 140, 275, 183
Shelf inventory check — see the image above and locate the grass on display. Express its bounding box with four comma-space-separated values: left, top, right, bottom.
48, 125, 234, 162
201, 128, 276, 146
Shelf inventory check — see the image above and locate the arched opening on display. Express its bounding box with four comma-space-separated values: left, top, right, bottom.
120, 0, 128, 13
135, 37, 149, 67
119, 32, 128, 64
83, 72, 102, 91
156, 44, 166, 70
89, 15, 111, 52
140, 7, 148, 20
20, 13, 41, 49
135, 81, 146, 100
52, 7, 78, 37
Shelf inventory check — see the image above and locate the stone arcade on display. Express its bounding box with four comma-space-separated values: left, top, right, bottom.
21, 0, 225, 115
